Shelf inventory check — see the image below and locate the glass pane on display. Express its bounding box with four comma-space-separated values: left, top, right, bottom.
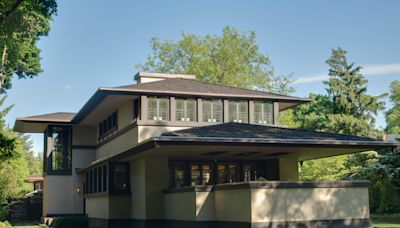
214, 99, 223, 122
202, 100, 212, 122
94, 168, 98, 193
169, 163, 186, 188
103, 165, 107, 192
51, 147, 64, 171
113, 164, 128, 190
147, 97, 157, 120
238, 101, 248, 123
98, 167, 102, 192
159, 97, 170, 121
228, 102, 237, 122
176, 99, 185, 121
217, 165, 227, 183
191, 165, 201, 186
254, 102, 263, 124
263, 102, 273, 124
202, 165, 211, 185
186, 99, 197, 121
243, 164, 257, 181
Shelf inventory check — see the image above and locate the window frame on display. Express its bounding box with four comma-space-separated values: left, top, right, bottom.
202, 99, 223, 123
253, 100, 274, 125
44, 125, 72, 175
147, 96, 170, 121
175, 98, 197, 122
228, 100, 249, 123
109, 162, 131, 195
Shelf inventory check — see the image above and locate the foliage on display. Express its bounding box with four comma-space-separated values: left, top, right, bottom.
0, 0, 57, 92
0, 221, 11, 228
0, 96, 14, 162
295, 48, 386, 181
385, 80, 400, 134
137, 26, 294, 94
52, 215, 88, 228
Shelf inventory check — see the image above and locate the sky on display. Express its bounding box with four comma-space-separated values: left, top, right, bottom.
4, 0, 400, 154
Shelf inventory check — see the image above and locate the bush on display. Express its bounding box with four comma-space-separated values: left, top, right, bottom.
0, 221, 11, 228
52, 215, 88, 228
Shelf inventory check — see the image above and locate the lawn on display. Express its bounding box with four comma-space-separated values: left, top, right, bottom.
11, 221, 43, 228
373, 219, 400, 228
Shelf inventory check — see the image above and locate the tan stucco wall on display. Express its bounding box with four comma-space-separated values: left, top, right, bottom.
196, 191, 215, 221
118, 101, 134, 129
279, 157, 299, 181
164, 192, 196, 220
137, 126, 189, 143
251, 187, 370, 222
96, 127, 138, 159
86, 196, 109, 219
130, 155, 169, 220
109, 195, 132, 219
214, 188, 252, 222
43, 176, 73, 216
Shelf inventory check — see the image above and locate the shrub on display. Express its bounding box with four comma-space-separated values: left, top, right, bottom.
0, 221, 11, 228
52, 215, 88, 228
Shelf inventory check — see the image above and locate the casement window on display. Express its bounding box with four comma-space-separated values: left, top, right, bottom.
168, 162, 186, 188
110, 163, 130, 194
228, 100, 248, 123
217, 163, 238, 184
98, 111, 118, 140
44, 126, 72, 175
176, 98, 197, 122
202, 99, 223, 122
84, 163, 130, 196
191, 163, 212, 186
254, 101, 273, 124
148, 96, 170, 121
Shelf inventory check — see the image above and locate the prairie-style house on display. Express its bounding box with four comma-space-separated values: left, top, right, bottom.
14, 72, 397, 228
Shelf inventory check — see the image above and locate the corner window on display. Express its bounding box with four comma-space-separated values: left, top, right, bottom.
98, 111, 118, 140
176, 98, 197, 122
110, 163, 130, 194
148, 96, 170, 121
202, 99, 223, 122
44, 126, 72, 174
228, 100, 248, 123
254, 101, 273, 124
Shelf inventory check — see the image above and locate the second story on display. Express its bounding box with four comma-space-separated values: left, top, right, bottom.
14, 72, 311, 162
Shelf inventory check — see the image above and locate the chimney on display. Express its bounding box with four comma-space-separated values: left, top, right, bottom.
134, 72, 196, 84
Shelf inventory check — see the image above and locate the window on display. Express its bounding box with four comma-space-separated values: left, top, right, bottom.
217, 163, 238, 183
84, 164, 108, 196
103, 165, 107, 192
133, 99, 140, 121
44, 126, 72, 174
98, 111, 118, 140
191, 163, 212, 186
202, 99, 223, 122
228, 100, 248, 123
110, 163, 130, 194
254, 101, 273, 124
94, 168, 98, 193
168, 162, 186, 188
148, 96, 170, 121
176, 98, 197, 122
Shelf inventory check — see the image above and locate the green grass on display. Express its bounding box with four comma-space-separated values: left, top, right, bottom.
11, 221, 44, 228
373, 220, 400, 228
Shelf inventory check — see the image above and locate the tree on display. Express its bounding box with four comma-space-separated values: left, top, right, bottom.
294, 48, 386, 180
137, 27, 294, 94
0, 96, 15, 161
0, 0, 57, 92
385, 80, 400, 134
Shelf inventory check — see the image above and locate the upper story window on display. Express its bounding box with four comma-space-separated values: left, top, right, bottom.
228, 100, 248, 123
98, 111, 118, 140
148, 96, 169, 121
44, 125, 72, 175
176, 98, 197, 122
254, 101, 273, 125
202, 99, 223, 122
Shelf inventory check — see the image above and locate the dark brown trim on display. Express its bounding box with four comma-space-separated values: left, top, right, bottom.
163, 185, 214, 194
72, 145, 97, 150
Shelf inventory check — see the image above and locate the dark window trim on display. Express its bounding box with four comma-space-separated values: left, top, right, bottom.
98, 111, 119, 142
109, 162, 131, 195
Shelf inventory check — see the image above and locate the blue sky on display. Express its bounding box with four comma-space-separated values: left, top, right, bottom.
4, 0, 400, 153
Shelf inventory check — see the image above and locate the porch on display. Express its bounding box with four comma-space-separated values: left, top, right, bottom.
163, 181, 371, 227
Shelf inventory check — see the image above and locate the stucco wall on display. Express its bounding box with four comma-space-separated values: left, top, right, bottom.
109, 195, 132, 219
96, 127, 138, 159
137, 126, 188, 143
86, 196, 109, 219
118, 101, 134, 129
164, 191, 196, 220
43, 176, 73, 216
251, 187, 370, 222
215, 188, 252, 222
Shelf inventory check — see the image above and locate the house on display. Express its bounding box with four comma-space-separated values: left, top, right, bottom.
14, 72, 397, 228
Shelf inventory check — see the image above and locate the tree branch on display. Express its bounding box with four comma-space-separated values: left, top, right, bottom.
0, 0, 24, 25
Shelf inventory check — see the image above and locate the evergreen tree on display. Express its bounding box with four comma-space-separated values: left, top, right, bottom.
385, 80, 400, 134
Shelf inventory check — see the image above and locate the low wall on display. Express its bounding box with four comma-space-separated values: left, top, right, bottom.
163, 181, 370, 225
